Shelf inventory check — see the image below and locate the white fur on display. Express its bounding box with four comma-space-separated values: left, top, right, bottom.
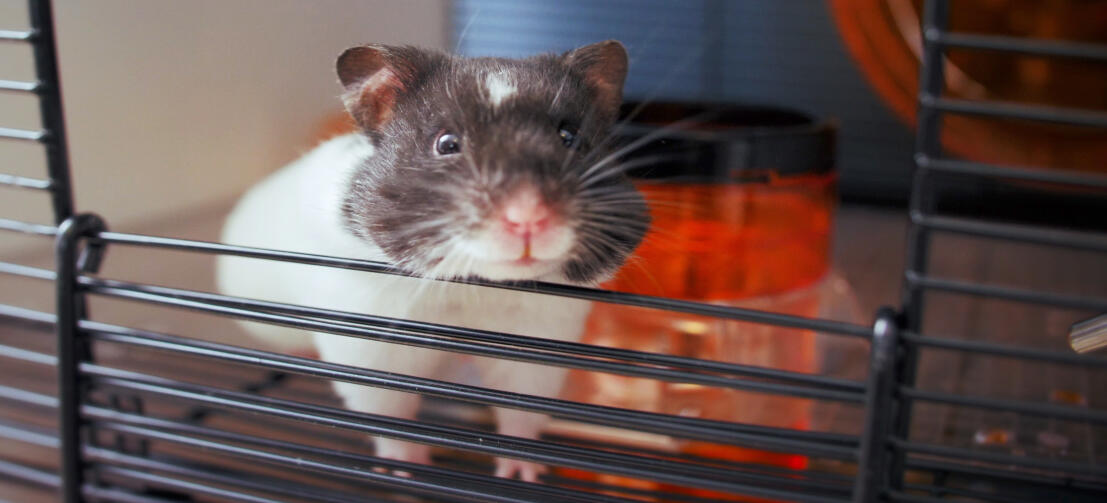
217, 133, 592, 478
483, 71, 516, 108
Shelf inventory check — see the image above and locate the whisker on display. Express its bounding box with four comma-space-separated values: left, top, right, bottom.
578, 110, 720, 185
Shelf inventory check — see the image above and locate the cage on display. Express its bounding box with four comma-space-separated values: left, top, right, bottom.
1, 1, 1106, 502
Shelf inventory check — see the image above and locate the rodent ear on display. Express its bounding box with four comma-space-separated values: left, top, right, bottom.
336, 45, 430, 132
562, 40, 629, 115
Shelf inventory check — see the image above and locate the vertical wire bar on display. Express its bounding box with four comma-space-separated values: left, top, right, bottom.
896, 0, 949, 491
853, 308, 901, 502
56, 213, 107, 503
28, 0, 75, 223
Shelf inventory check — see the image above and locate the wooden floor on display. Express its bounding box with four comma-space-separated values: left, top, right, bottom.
2, 202, 1105, 501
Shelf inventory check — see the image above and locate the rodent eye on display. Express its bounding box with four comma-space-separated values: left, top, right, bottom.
435, 132, 462, 156
558, 126, 578, 148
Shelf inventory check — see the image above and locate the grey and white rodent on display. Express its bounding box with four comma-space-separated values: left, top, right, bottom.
216, 40, 649, 481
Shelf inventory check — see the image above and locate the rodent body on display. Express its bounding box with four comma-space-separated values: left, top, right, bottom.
217, 41, 647, 481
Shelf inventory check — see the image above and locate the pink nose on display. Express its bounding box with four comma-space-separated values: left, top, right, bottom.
501, 190, 551, 236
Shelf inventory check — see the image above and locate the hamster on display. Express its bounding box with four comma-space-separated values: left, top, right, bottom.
216, 40, 649, 482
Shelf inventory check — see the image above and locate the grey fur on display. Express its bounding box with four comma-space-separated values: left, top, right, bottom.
339, 43, 649, 284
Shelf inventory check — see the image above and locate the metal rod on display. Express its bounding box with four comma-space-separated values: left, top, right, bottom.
86, 323, 858, 453
0, 418, 58, 448
0, 458, 60, 488
93, 230, 873, 338
82, 278, 864, 403
906, 271, 1107, 311
0, 29, 35, 41
902, 331, 1107, 368
912, 212, 1107, 253
0, 303, 56, 323
0, 79, 41, 92
28, 0, 76, 223
82, 486, 194, 503
0, 341, 57, 365
936, 32, 1107, 62
0, 125, 46, 141
0, 217, 57, 235
0, 173, 52, 189
81, 275, 864, 395
81, 364, 847, 501
0, 383, 58, 408
905, 457, 1107, 492
0, 260, 55, 280
84, 409, 635, 503
925, 95, 1107, 129
54, 213, 106, 503
900, 386, 1107, 423
890, 437, 1107, 476
92, 466, 289, 503
853, 308, 900, 503
917, 154, 1107, 190
895, 0, 949, 492
1070, 313, 1107, 354
91, 419, 844, 503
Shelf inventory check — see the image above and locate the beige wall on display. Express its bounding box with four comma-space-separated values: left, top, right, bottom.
0, 0, 448, 256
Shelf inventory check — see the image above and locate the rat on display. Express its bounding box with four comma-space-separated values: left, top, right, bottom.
216, 40, 649, 482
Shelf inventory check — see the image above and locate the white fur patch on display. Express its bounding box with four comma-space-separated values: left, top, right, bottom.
484, 71, 516, 108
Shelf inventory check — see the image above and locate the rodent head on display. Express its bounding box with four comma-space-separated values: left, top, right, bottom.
336, 41, 649, 284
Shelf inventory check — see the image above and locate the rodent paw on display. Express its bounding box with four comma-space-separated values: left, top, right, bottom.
374, 441, 431, 478
494, 458, 548, 482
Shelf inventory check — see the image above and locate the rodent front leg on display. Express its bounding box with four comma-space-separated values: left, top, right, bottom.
316, 336, 447, 473
477, 357, 570, 482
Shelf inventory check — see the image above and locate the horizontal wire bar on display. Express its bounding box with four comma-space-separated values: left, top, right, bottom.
0, 125, 46, 141
0, 458, 59, 488
0, 173, 51, 189
94, 416, 826, 503
83, 364, 848, 502
0, 29, 35, 42
899, 386, 1107, 424
82, 275, 865, 398
90, 446, 484, 503
905, 271, 1107, 311
93, 231, 872, 338
890, 437, 1107, 476
83, 485, 198, 503
0, 314, 857, 455
0, 261, 55, 280
91, 419, 847, 503
0, 303, 55, 324
902, 483, 1036, 503
0, 417, 58, 448
93, 466, 287, 503
0, 342, 56, 365
935, 32, 1107, 62
0, 383, 57, 408
912, 212, 1107, 253
83, 279, 864, 404
884, 490, 946, 503
923, 95, 1107, 128
85, 408, 633, 503
902, 331, 1107, 368
86, 322, 858, 454
0, 79, 40, 92
916, 154, 1107, 190
0, 217, 57, 235
905, 457, 1107, 491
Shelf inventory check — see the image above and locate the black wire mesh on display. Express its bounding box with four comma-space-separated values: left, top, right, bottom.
0, 0, 1105, 502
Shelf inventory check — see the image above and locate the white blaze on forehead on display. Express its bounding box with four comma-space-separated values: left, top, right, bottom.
483, 71, 517, 108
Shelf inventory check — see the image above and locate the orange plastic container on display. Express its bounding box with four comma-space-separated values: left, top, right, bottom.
558, 103, 837, 501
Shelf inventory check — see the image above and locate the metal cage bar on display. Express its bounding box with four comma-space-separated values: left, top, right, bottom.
897, 0, 1107, 499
